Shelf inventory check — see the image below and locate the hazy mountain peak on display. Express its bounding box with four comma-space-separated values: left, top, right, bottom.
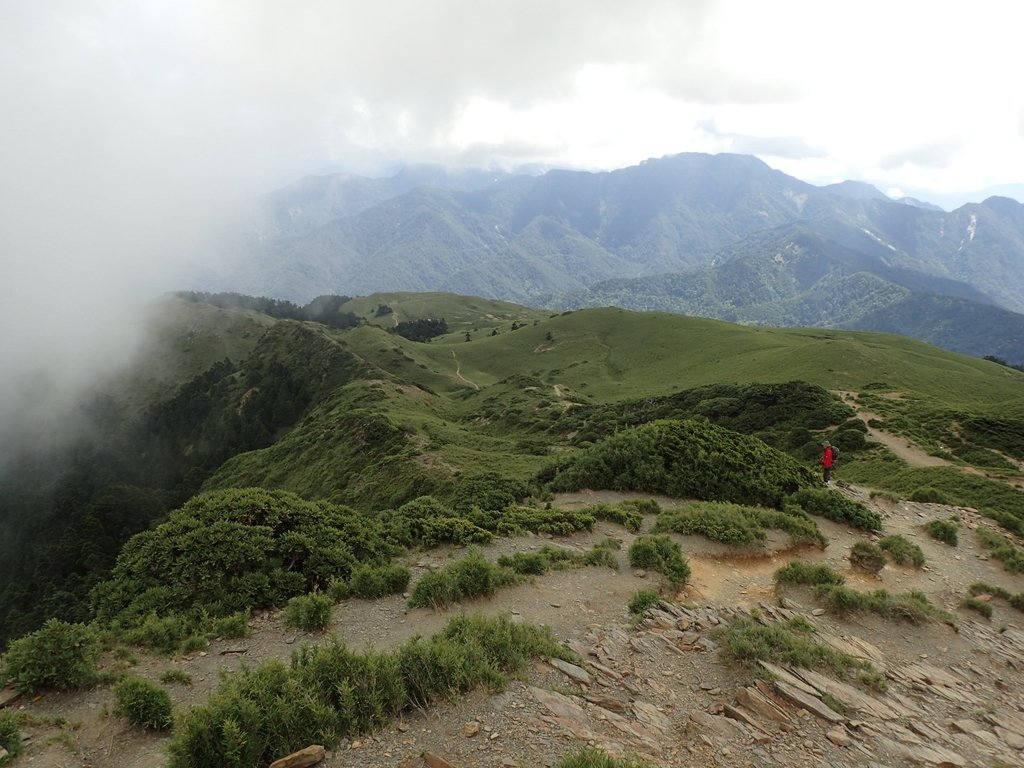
822, 180, 890, 201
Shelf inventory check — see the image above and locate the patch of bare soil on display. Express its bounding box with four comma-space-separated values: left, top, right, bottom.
8, 488, 1024, 768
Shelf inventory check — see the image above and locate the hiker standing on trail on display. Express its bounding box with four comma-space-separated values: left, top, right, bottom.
820, 441, 835, 485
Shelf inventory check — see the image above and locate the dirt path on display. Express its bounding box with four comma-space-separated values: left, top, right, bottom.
834, 391, 949, 469
450, 349, 480, 390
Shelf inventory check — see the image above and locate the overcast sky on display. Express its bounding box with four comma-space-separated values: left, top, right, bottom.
1, 0, 1023, 449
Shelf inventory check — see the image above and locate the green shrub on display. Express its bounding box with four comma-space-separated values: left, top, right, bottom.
628, 535, 690, 588
92, 488, 396, 634
334, 563, 412, 599
628, 591, 662, 616
774, 561, 845, 586
787, 489, 882, 531
282, 593, 333, 632
543, 419, 814, 509
449, 473, 530, 517
878, 535, 925, 567
211, 612, 250, 639
961, 598, 993, 620
408, 551, 518, 609
924, 519, 959, 546
910, 486, 952, 504
113, 676, 173, 730
496, 505, 595, 536
580, 543, 619, 570
849, 542, 887, 574
968, 581, 1012, 600
0, 710, 23, 763
1, 619, 101, 694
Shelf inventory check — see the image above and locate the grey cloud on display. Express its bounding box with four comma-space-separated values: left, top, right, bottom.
697, 120, 826, 160
878, 139, 965, 170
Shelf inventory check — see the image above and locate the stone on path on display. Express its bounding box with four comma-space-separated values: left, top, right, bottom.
548, 657, 591, 684
268, 745, 327, 768
772, 680, 845, 723
423, 754, 460, 768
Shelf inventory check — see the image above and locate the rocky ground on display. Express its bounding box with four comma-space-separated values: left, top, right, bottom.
3, 484, 1024, 768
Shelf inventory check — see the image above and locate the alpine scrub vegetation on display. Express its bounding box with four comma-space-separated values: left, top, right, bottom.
773, 561, 845, 586
542, 419, 815, 509
628, 535, 690, 588
167, 614, 575, 768
878, 535, 926, 567
924, 518, 960, 546
653, 501, 826, 548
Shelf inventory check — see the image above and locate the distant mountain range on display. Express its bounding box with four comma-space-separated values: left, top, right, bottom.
212, 153, 1024, 363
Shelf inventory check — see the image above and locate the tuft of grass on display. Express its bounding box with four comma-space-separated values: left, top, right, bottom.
924, 519, 959, 546
774, 561, 845, 586
628, 535, 691, 588
909, 486, 952, 504
282, 593, 333, 632
849, 541, 887, 574
878, 535, 925, 567
813, 585, 951, 624
961, 597, 993, 620
160, 669, 193, 685
113, 676, 173, 730
554, 747, 651, 768
975, 529, 1024, 573
717, 616, 871, 679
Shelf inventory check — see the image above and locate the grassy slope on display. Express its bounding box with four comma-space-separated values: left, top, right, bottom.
192, 296, 1024, 517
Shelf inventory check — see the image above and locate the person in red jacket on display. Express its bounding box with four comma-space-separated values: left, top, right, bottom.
820, 441, 835, 485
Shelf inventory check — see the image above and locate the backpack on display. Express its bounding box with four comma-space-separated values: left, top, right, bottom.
830, 445, 840, 462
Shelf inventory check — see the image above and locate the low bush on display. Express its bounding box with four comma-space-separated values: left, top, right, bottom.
774, 561, 845, 586
786, 489, 882, 532
0, 710, 23, 763
496, 505, 595, 536
408, 550, 518, 609
924, 519, 959, 546
1, 619, 101, 694
332, 563, 412, 600
627, 591, 662, 616
282, 593, 333, 632
878, 535, 925, 567
113, 676, 173, 730
849, 542, 887, 574
628, 535, 690, 588
653, 503, 765, 545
